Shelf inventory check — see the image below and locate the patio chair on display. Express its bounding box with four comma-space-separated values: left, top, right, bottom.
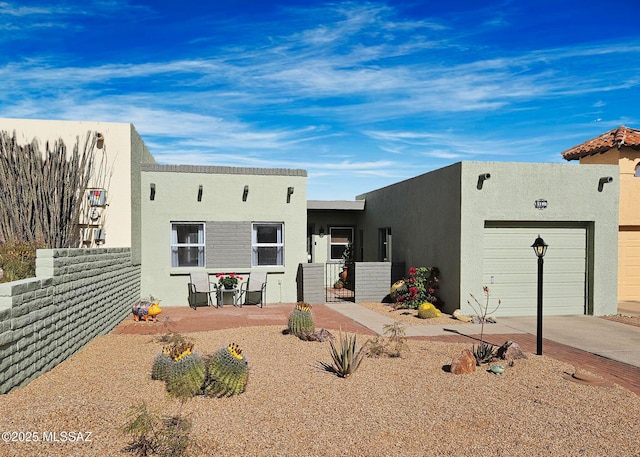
238, 271, 267, 307
188, 272, 218, 309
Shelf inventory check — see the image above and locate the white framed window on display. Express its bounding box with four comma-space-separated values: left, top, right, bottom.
330, 227, 353, 261
252, 222, 284, 266
171, 222, 205, 267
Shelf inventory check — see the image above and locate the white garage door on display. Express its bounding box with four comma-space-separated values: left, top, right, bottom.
482, 226, 587, 316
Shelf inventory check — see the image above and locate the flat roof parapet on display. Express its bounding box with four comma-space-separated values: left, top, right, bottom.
142, 164, 307, 177
307, 200, 365, 211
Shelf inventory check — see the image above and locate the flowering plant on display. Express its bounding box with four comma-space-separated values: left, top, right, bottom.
391, 266, 443, 310
216, 272, 243, 289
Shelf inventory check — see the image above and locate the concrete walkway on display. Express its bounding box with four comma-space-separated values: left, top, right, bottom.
325, 302, 640, 369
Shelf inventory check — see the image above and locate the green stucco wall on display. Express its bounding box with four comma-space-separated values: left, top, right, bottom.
140, 165, 307, 306
459, 161, 619, 316
356, 161, 619, 316
356, 163, 462, 310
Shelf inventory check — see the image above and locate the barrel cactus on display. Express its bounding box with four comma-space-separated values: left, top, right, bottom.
162, 341, 194, 361
417, 302, 441, 319
204, 343, 249, 398
151, 353, 174, 381
166, 353, 206, 399
288, 302, 315, 338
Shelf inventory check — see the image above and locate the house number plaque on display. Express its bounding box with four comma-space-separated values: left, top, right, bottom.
534, 199, 548, 210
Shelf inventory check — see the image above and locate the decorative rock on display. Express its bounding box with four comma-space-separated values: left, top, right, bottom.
496, 341, 527, 362
305, 328, 334, 342
450, 349, 477, 375
452, 309, 472, 323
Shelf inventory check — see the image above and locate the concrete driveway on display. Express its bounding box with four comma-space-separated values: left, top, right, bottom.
499, 314, 640, 368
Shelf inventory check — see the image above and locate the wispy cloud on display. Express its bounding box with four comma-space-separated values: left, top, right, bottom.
0, 1, 639, 197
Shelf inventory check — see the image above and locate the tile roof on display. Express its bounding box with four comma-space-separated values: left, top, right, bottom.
561, 126, 640, 160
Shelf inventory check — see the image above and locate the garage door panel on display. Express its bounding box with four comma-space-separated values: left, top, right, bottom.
619, 230, 640, 300
483, 226, 586, 316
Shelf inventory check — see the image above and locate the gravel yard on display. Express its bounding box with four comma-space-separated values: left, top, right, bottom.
1, 324, 639, 457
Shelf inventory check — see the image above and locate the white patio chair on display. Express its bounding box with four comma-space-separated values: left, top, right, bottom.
238, 271, 267, 307
188, 272, 218, 308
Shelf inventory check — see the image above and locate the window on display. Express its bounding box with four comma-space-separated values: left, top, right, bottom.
378, 227, 392, 262
171, 223, 205, 267
330, 227, 353, 261
252, 223, 284, 266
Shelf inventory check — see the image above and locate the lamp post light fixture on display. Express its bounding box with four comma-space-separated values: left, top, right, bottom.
531, 235, 548, 355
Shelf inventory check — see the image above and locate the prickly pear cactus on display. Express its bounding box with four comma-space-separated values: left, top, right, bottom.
151, 353, 174, 381
166, 353, 206, 398
204, 343, 249, 398
417, 302, 441, 319
288, 302, 315, 338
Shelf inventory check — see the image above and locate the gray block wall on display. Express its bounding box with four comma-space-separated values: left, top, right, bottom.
0, 248, 140, 394
298, 263, 325, 304
354, 262, 391, 302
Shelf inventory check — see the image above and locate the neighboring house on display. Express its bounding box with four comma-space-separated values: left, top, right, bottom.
139, 164, 308, 305
352, 161, 619, 317
561, 126, 640, 301
0, 118, 155, 264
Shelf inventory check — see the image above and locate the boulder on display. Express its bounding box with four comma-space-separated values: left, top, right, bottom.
452, 309, 472, 323
450, 349, 477, 375
496, 341, 527, 362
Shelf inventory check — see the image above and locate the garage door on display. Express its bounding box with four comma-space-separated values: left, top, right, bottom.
618, 228, 640, 300
482, 225, 587, 316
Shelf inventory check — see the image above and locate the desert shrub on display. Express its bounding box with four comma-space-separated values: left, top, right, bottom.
123, 402, 199, 457
467, 286, 502, 365
392, 267, 443, 309
0, 239, 44, 283
365, 322, 409, 358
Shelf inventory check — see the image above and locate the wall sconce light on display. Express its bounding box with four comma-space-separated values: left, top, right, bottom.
319, 226, 325, 237
197, 185, 203, 202
598, 176, 613, 192
477, 173, 491, 190
96, 132, 104, 149
287, 186, 294, 203
243, 185, 249, 202
150, 183, 156, 201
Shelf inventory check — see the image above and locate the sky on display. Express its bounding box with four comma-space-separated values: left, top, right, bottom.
1, 0, 639, 199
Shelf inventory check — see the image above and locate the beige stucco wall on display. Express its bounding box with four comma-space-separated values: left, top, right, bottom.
580, 147, 640, 299
0, 118, 155, 257
140, 166, 308, 306
580, 147, 640, 226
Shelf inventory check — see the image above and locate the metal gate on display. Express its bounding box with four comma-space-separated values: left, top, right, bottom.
325, 263, 355, 302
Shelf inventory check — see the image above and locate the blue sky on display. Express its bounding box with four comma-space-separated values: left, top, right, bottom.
1, 0, 639, 199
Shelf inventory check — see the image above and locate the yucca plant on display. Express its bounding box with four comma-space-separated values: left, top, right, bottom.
319, 331, 365, 378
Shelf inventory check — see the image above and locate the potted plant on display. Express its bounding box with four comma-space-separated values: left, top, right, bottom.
339, 242, 354, 287
216, 272, 243, 289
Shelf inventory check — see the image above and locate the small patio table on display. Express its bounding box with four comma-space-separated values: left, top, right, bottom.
217, 287, 240, 307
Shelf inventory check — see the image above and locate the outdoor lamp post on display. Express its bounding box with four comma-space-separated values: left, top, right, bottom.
531, 235, 548, 355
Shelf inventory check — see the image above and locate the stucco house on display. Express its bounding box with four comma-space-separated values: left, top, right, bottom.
0, 117, 622, 316
561, 126, 640, 301
0, 118, 155, 264
350, 161, 619, 317
139, 164, 308, 305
